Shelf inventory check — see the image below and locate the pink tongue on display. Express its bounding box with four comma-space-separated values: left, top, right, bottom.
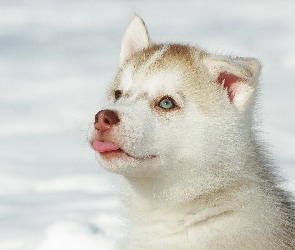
92, 141, 120, 153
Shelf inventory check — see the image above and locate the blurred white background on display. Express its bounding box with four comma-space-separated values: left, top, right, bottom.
0, 0, 294, 249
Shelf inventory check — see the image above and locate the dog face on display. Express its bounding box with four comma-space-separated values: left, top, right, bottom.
89, 15, 261, 198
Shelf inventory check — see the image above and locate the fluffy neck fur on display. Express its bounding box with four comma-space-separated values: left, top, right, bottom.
116, 141, 294, 250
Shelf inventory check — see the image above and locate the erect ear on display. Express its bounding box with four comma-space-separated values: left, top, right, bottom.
203, 56, 261, 111
119, 14, 151, 66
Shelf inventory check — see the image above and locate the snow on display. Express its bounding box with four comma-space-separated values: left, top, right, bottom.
0, 0, 294, 249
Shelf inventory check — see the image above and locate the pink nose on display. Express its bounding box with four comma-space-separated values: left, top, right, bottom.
94, 110, 120, 131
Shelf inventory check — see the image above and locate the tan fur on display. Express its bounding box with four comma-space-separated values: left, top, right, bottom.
114, 44, 230, 113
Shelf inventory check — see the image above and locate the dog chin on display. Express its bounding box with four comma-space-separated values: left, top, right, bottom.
98, 148, 127, 159
95, 150, 157, 176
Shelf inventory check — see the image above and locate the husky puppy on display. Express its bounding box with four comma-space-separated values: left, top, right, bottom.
89, 15, 295, 249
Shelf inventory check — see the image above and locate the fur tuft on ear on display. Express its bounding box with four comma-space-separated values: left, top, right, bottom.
119, 14, 151, 66
204, 56, 261, 111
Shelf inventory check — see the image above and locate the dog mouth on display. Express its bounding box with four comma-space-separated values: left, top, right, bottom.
91, 140, 156, 160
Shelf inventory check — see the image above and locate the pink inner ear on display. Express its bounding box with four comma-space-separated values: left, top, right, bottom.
128, 41, 137, 58
217, 72, 242, 102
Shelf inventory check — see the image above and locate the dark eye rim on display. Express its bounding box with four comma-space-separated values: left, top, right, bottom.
114, 90, 122, 101
155, 95, 179, 111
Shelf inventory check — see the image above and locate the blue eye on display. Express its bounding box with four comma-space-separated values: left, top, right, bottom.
158, 97, 176, 110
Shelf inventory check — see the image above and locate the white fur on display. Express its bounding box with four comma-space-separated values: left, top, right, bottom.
89, 15, 295, 249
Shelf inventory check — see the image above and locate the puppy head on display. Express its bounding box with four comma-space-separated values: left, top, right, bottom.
89, 15, 261, 199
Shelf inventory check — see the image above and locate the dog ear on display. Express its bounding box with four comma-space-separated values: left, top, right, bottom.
119, 14, 151, 66
204, 56, 261, 111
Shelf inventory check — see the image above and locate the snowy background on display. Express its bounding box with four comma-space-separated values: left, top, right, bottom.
1, 0, 294, 249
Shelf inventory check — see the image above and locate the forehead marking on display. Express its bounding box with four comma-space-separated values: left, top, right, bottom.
137, 45, 170, 77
